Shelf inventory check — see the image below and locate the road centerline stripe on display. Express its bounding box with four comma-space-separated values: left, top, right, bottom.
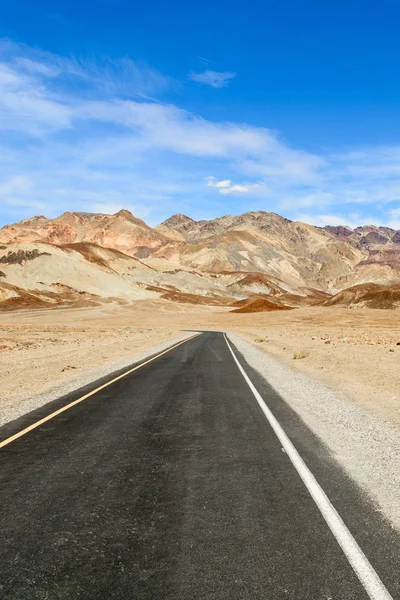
224, 333, 393, 600
0, 333, 201, 450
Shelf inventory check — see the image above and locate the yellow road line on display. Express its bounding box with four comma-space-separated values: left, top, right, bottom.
0, 333, 201, 450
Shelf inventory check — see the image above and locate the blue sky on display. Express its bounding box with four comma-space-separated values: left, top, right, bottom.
1, 0, 400, 228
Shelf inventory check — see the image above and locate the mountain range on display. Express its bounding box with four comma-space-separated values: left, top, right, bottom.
1, 210, 400, 311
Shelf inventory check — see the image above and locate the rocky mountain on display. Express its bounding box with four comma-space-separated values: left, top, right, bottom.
0, 210, 172, 258
157, 211, 400, 291
323, 224, 400, 249
323, 283, 400, 310
1, 209, 400, 310
157, 215, 361, 290
157, 211, 292, 242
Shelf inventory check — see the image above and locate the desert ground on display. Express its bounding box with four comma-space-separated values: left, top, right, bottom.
1, 301, 399, 427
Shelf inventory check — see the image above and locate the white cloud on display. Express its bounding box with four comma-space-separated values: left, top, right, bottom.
219, 184, 264, 195
242, 151, 325, 184
188, 70, 236, 88
205, 176, 267, 195
0, 175, 47, 213
0, 63, 72, 134
206, 177, 231, 188
1, 40, 400, 230
15, 57, 59, 77
83, 99, 278, 159
0, 42, 322, 183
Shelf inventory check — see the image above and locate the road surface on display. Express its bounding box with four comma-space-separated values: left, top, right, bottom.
0, 332, 398, 599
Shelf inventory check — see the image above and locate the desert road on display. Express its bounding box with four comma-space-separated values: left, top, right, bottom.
0, 332, 398, 599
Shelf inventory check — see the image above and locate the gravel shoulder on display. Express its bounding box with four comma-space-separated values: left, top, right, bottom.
228, 332, 400, 532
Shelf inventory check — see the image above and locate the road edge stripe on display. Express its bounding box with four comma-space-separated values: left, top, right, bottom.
224, 333, 393, 600
0, 333, 201, 450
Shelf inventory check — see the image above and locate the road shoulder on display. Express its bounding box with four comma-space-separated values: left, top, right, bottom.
228, 332, 400, 533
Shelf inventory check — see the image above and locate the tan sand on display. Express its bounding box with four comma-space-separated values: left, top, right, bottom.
1, 302, 399, 427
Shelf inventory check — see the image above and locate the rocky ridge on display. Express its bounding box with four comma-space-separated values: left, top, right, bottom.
1, 209, 400, 310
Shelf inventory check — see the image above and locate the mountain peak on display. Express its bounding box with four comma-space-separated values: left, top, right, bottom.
21, 215, 48, 223
160, 214, 196, 227
112, 209, 150, 228
114, 209, 135, 218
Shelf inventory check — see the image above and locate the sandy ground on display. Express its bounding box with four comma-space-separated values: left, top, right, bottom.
1, 301, 399, 427
226, 307, 400, 428
0, 308, 191, 425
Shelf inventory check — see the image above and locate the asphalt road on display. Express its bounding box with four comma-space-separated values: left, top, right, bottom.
0, 332, 398, 599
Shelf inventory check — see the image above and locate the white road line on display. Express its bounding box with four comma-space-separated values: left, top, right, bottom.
224, 333, 393, 600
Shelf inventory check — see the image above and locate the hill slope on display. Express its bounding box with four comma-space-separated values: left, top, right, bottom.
0, 210, 173, 258
323, 283, 400, 309
1, 209, 400, 310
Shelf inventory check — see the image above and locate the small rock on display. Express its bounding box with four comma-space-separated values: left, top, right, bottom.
389, 349, 395, 353
325, 340, 331, 345
340, 338, 348, 343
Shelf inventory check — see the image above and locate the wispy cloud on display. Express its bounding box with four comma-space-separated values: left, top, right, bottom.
188, 69, 236, 88
0, 63, 73, 135
0, 39, 176, 102
0, 175, 47, 213
196, 56, 217, 65
0, 175, 33, 196
0, 40, 400, 229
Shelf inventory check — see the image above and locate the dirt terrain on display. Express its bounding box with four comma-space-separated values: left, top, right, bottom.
1, 302, 399, 427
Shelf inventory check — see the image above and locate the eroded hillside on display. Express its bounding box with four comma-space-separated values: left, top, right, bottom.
1, 209, 400, 310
